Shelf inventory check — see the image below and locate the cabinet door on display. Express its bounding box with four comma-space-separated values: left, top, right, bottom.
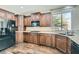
29, 33, 34, 43
6, 12, 14, 20
24, 17, 28, 26
51, 34, 55, 47
24, 17, 31, 26
39, 34, 46, 46
31, 12, 40, 21
0, 10, 6, 18
45, 34, 52, 47
24, 33, 30, 43
40, 13, 52, 27
30, 33, 38, 44
56, 35, 68, 53
40, 14, 46, 26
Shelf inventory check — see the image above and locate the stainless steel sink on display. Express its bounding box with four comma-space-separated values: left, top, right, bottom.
58, 32, 74, 36
58, 33, 66, 35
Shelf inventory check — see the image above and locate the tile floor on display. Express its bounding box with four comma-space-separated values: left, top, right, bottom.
0, 43, 63, 54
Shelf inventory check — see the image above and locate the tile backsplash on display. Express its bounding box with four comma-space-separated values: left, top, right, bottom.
26, 27, 54, 32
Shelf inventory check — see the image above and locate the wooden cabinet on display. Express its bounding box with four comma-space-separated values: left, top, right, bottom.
23, 33, 55, 47
23, 32, 70, 53
40, 13, 52, 27
24, 33, 39, 44
30, 33, 38, 44
45, 34, 52, 47
24, 33, 30, 43
6, 12, 15, 20
24, 16, 31, 27
0, 9, 15, 21
0, 10, 6, 18
6, 12, 14, 20
51, 34, 56, 47
39, 34, 52, 46
55, 35, 68, 53
39, 34, 46, 46
31, 12, 41, 21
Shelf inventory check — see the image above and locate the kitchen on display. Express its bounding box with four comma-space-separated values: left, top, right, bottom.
0, 5, 79, 54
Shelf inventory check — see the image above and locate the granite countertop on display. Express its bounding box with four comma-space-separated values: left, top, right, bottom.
16, 31, 79, 45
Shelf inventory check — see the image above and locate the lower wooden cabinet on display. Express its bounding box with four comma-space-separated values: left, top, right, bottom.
23, 32, 70, 53
55, 35, 68, 53
51, 34, 56, 47
24, 33, 30, 43
39, 34, 46, 46
24, 33, 55, 47
45, 34, 52, 47
30, 33, 38, 44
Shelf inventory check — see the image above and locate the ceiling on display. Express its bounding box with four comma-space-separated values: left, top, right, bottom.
0, 5, 65, 16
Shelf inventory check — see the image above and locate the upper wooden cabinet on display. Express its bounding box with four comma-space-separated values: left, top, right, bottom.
0, 10, 6, 18
6, 12, 15, 20
31, 12, 41, 21
0, 9, 15, 20
40, 13, 52, 27
24, 16, 31, 26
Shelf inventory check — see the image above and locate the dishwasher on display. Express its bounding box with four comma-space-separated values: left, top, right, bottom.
71, 40, 79, 54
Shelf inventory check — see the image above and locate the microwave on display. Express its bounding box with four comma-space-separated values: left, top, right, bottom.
31, 21, 40, 27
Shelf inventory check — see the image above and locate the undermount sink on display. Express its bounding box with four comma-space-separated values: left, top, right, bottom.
58, 33, 66, 35
58, 32, 74, 36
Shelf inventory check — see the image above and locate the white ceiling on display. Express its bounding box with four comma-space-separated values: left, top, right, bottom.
0, 5, 65, 16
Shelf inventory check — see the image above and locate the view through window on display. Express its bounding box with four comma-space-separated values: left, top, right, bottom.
53, 11, 71, 31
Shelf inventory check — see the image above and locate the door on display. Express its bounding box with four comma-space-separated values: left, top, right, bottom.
39, 34, 46, 46
56, 35, 68, 53
30, 33, 38, 44
51, 34, 55, 47
24, 16, 31, 26
40, 13, 52, 27
45, 34, 52, 47
24, 33, 30, 43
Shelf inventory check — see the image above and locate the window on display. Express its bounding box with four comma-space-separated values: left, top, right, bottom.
62, 12, 71, 30
53, 12, 71, 31
53, 14, 62, 30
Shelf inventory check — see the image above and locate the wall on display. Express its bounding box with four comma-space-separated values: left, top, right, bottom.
71, 6, 79, 31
